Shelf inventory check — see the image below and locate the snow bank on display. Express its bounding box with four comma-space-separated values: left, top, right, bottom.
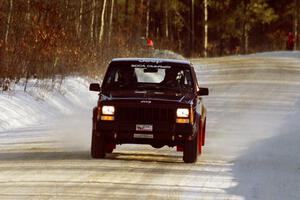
0, 76, 98, 132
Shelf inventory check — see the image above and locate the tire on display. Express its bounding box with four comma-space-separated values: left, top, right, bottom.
151, 144, 165, 149
91, 130, 106, 158
202, 119, 206, 146
183, 130, 199, 163
198, 120, 203, 155
105, 143, 115, 153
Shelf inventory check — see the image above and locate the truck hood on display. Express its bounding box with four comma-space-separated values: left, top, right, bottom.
102, 90, 194, 104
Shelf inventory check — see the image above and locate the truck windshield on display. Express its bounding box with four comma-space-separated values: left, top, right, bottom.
102, 64, 194, 92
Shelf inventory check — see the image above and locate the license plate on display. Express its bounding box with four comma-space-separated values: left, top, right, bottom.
136, 124, 153, 132
134, 133, 154, 139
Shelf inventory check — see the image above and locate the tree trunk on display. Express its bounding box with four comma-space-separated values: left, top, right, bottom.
24, 72, 29, 92
294, 0, 299, 50
90, 0, 96, 42
5, 0, 13, 45
0, 0, 3, 10
131, 0, 143, 42
77, 0, 83, 38
26, 0, 30, 21
98, 0, 107, 45
242, 22, 250, 54
203, 0, 208, 57
241, 0, 251, 54
125, 0, 129, 25
65, 0, 69, 21
146, 0, 150, 38
108, 0, 115, 45
245, 26, 249, 53
190, 0, 195, 54
164, 0, 169, 39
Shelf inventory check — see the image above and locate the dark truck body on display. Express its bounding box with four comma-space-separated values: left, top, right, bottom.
89, 58, 208, 163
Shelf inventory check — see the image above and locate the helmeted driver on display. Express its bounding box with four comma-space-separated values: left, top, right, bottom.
118, 67, 137, 87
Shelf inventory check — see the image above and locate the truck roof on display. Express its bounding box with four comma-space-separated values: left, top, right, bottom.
111, 58, 191, 66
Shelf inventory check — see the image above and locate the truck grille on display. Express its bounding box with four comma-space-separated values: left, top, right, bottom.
116, 107, 175, 123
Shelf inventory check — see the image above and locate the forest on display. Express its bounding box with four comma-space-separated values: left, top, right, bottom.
0, 0, 299, 89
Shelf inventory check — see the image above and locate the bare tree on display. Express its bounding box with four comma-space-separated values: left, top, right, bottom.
145, 0, 150, 38
5, 0, 13, 45
77, 0, 84, 38
294, 0, 299, 49
132, 0, 143, 40
241, 0, 249, 54
90, 0, 96, 42
108, 0, 115, 44
164, 0, 169, 39
26, 0, 30, 21
65, 0, 69, 21
98, 0, 107, 45
203, 0, 208, 57
190, 0, 194, 53
125, 0, 129, 25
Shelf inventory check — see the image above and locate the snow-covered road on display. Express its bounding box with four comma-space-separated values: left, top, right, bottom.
0, 52, 300, 199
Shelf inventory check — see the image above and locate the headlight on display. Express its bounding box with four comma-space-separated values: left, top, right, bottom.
102, 106, 115, 115
176, 108, 189, 118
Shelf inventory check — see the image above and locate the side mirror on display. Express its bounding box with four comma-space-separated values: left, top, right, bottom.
89, 83, 101, 92
197, 87, 209, 96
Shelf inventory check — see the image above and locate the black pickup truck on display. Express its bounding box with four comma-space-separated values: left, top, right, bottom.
89, 58, 208, 163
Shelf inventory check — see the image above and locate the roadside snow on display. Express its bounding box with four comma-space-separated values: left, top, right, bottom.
0, 76, 98, 132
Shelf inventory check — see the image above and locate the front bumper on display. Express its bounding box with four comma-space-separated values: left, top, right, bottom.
96, 120, 194, 146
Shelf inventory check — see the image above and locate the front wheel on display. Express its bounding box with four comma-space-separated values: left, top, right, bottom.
202, 118, 206, 146
91, 130, 106, 158
183, 131, 199, 163
105, 143, 116, 153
